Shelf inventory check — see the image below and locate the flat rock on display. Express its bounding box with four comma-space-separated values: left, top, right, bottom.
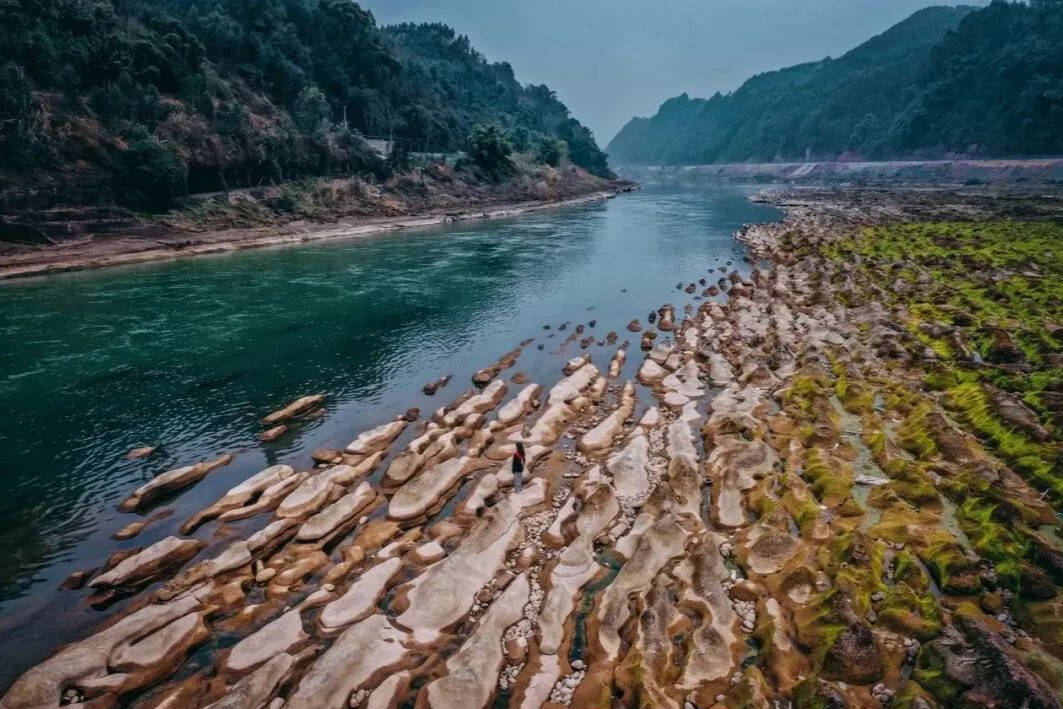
395, 481, 545, 645
389, 457, 470, 521
296, 481, 375, 542
578, 380, 636, 455
423, 575, 530, 709
91, 536, 206, 589
637, 359, 667, 384
205, 653, 294, 709
284, 615, 411, 709
110, 611, 209, 675
0, 596, 200, 709
120, 454, 232, 511
182, 464, 295, 531
607, 434, 652, 500
547, 363, 599, 405
225, 610, 308, 674
218, 472, 307, 522
366, 671, 411, 709
497, 384, 542, 425
276, 468, 351, 519
346, 420, 406, 455
596, 514, 687, 660
263, 394, 324, 425
156, 540, 253, 601
319, 557, 403, 632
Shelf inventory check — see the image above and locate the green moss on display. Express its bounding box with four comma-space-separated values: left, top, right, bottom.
782, 484, 823, 535
824, 219, 1063, 502
920, 534, 981, 595
891, 680, 940, 709
866, 427, 887, 457
726, 667, 771, 709
875, 461, 940, 508
804, 448, 854, 510
1013, 597, 1063, 657
897, 403, 940, 460
1019, 645, 1063, 696
914, 643, 963, 706
784, 371, 832, 417
956, 497, 1030, 590
947, 381, 1060, 498
793, 676, 845, 709
835, 373, 875, 416
894, 550, 931, 591
877, 583, 943, 641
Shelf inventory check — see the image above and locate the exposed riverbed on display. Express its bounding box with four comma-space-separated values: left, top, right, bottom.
0, 185, 778, 688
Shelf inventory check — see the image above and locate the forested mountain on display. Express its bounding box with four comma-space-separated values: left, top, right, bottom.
0, 0, 611, 210
608, 1, 1063, 165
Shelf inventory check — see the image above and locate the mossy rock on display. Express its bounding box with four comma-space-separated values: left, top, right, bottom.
913, 643, 963, 706
891, 680, 939, 709
897, 403, 940, 461
1019, 643, 1063, 696
804, 448, 853, 509
792, 676, 849, 709
920, 535, 981, 595
799, 591, 884, 684
1013, 596, 1063, 658
877, 583, 943, 642
894, 550, 932, 591
726, 666, 772, 709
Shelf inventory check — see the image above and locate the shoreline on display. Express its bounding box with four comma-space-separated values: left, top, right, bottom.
616, 156, 1063, 186
0, 187, 631, 282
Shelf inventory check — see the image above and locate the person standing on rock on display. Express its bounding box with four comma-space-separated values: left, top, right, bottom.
512, 440, 526, 492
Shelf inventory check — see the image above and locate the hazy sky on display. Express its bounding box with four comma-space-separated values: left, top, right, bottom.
362, 0, 986, 147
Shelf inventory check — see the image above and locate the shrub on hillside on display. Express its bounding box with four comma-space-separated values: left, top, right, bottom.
118, 135, 189, 211
535, 135, 568, 167
466, 124, 514, 177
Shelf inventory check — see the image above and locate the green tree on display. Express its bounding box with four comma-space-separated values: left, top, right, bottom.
293, 85, 330, 132
467, 123, 513, 176
534, 134, 567, 167
117, 135, 188, 211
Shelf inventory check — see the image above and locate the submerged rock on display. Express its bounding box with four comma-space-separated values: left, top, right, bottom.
119, 454, 233, 512
262, 394, 324, 425
90, 536, 206, 589
423, 375, 452, 395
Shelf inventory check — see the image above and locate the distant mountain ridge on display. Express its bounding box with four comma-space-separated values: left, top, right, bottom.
608, 2, 1063, 165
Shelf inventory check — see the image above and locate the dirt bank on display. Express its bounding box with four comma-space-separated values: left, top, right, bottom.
0, 164, 636, 281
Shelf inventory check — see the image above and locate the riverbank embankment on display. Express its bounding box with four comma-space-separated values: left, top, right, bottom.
0, 165, 636, 281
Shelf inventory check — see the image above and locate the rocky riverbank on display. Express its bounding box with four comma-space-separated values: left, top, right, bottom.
3, 186, 1062, 709
0, 164, 635, 280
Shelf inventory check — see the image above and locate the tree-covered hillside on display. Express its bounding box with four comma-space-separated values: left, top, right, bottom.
608, 2, 1063, 165
0, 0, 611, 210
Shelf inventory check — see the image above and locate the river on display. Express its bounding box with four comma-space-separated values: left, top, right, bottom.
0, 184, 778, 687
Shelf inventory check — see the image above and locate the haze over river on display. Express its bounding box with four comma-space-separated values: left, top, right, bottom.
0, 185, 778, 686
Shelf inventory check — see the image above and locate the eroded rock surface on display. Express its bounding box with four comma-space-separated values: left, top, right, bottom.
11, 188, 1063, 709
